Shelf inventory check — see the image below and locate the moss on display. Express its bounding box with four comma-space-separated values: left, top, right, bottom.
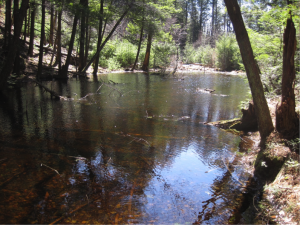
254, 149, 286, 182
209, 117, 258, 134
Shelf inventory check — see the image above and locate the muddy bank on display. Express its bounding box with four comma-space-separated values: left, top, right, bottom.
209, 98, 300, 224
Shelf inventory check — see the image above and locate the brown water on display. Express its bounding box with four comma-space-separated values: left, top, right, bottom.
0, 73, 253, 224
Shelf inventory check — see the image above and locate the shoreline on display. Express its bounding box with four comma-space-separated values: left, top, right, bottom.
209, 97, 299, 224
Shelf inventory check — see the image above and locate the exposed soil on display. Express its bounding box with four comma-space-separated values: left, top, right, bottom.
233, 98, 300, 224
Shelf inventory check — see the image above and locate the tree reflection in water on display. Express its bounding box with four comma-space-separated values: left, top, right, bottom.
0, 73, 252, 223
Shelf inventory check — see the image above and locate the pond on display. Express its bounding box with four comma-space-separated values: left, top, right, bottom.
0, 72, 254, 224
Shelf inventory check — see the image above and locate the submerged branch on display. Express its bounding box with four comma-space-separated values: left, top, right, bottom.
30, 78, 61, 100
221, 157, 247, 188
96, 82, 122, 96
41, 163, 60, 175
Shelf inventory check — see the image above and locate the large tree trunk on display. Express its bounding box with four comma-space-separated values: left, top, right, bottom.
142, 32, 152, 72
85, 17, 90, 66
275, 17, 299, 135
13, 0, 22, 76
78, 0, 87, 71
59, 14, 79, 78
23, 5, 28, 43
92, 0, 104, 77
0, 0, 29, 89
56, 9, 62, 71
37, 0, 45, 80
28, 2, 35, 56
49, 4, 54, 46
211, 0, 215, 37
4, 0, 12, 49
224, 0, 274, 142
131, 22, 144, 71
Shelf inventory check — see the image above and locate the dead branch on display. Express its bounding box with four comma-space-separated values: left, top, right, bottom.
104, 83, 123, 96
126, 134, 150, 147
221, 157, 247, 188
41, 163, 60, 175
29, 78, 61, 99
50, 198, 98, 224
96, 83, 104, 92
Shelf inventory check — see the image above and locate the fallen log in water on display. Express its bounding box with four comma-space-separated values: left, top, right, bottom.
30, 78, 61, 99
204, 101, 258, 134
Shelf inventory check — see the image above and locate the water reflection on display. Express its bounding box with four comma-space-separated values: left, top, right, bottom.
0, 73, 251, 223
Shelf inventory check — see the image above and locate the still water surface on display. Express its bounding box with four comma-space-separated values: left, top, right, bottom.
0, 73, 253, 224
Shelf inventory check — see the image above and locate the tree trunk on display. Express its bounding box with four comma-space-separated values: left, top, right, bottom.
23, 5, 28, 43
4, 0, 12, 49
82, 6, 130, 73
27, 4, 30, 34
13, 0, 21, 76
49, 4, 54, 46
93, 0, 104, 77
56, 8, 62, 71
85, 16, 90, 66
131, 22, 144, 71
224, 0, 274, 142
50, 35, 57, 66
59, 14, 79, 78
78, 0, 87, 71
37, 0, 45, 80
28, 1, 35, 56
275, 17, 299, 135
0, 0, 29, 89
211, 0, 215, 37
142, 32, 152, 72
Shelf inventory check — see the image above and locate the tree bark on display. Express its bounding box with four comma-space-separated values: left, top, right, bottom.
28, 1, 35, 56
92, 0, 104, 77
142, 32, 152, 72
56, 8, 62, 71
23, 5, 28, 43
37, 0, 45, 80
4, 0, 12, 49
131, 22, 144, 71
85, 16, 90, 66
78, 0, 87, 71
275, 17, 299, 135
49, 4, 54, 46
13, 0, 21, 76
224, 0, 274, 142
0, 0, 29, 89
59, 14, 79, 78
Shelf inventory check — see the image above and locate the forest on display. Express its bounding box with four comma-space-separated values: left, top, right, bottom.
0, 0, 299, 82
0, 0, 300, 224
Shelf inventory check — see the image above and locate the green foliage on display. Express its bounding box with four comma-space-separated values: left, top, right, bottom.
285, 158, 300, 168
107, 57, 121, 71
182, 44, 216, 68
247, 28, 282, 92
182, 43, 197, 64
115, 40, 137, 67
216, 33, 242, 71
199, 45, 216, 67
244, 4, 300, 94
95, 39, 137, 69
152, 42, 176, 68
286, 138, 300, 152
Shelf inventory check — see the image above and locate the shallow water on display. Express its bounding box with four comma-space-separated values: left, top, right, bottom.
0, 73, 253, 224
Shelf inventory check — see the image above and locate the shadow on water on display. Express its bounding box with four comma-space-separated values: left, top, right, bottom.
0, 73, 254, 224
